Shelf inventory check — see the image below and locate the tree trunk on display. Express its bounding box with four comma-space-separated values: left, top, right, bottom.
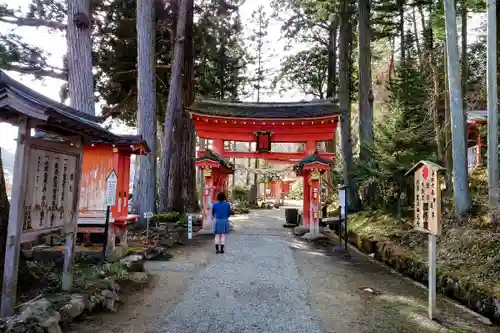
358, 0, 373, 163
411, 7, 421, 64
327, 19, 338, 99
443, 0, 471, 215
399, 0, 405, 63
461, 0, 468, 160
444, 44, 453, 188
67, 0, 95, 115
159, 0, 188, 212
134, 0, 157, 223
178, 0, 197, 213
358, 0, 374, 205
338, 0, 359, 210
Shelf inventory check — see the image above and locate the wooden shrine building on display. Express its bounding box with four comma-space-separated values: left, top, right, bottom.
188, 99, 340, 238
0, 71, 148, 316
78, 135, 149, 255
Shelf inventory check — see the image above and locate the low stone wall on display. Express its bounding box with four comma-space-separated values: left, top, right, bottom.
345, 230, 500, 325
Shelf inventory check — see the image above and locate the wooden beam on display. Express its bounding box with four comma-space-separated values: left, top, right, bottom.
195, 131, 334, 143
193, 121, 337, 134
62, 136, 83, 291
1, 117, 30, 317
196, 150, 335, 161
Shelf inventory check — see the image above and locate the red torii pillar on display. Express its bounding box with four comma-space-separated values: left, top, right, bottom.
269, 176, 282, 206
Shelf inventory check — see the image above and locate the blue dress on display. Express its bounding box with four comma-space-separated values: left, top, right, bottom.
212, 201, 231, 234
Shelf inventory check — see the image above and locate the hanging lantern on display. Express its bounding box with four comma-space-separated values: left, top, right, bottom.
255, 131, 272, 153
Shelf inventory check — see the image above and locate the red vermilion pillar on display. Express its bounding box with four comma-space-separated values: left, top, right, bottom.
270, 179, 281, 205
213, 138, 224, 154
476, 128, 482, 166
202, 167, 214, 232
305, 140, 316, 154
275, 180, 282, 206
308, 170, 321, 237
303, 171, 310, 227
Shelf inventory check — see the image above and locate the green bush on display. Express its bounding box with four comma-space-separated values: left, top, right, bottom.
232, 185, 249, 202
151, 212, 181, 224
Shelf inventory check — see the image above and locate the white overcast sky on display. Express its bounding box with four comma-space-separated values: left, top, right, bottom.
0, 0, 487, 152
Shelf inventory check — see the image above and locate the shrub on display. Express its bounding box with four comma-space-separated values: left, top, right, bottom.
232, 185, 249, 202
151, 212, 181, 224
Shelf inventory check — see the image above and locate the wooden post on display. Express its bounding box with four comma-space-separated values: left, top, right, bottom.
309, 170, 321, 237
302, 172, 310, 227
428, 233, 437, 319
1, 118, 30, 317
201, 168, 213, 232
62, 137, 83, 291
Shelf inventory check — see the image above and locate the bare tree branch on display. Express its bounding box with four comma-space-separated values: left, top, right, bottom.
0, 16, 66, 30
2, 64, 65, 80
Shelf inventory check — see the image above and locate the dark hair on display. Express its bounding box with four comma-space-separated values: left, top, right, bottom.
216, 192, 226, 202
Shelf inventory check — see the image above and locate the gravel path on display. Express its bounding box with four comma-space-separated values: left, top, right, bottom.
157, 212, 325, 333
74, 205, 498, 333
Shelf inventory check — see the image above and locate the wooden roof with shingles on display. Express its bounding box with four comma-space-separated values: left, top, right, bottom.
293, 152, 333, 173
0, 71, 149, 149
187, 99, 341, 119
195, 149, 235, 171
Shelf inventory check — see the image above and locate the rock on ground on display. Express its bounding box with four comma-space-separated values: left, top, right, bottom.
18, 299, 61, 333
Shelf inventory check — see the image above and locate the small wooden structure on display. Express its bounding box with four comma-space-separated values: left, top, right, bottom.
195, 149, 235, 232
78, 137, 149, 253
293, 153, 333, 238
466, 110, 486, 168
0, 71, 129, 317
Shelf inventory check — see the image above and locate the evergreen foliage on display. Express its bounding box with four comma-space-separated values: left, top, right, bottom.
353, 35, 435, 210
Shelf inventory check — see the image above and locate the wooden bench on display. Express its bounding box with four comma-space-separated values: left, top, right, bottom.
77, 213, 138, 251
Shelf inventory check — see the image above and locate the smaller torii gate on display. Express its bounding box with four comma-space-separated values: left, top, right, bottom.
195, 150, 235, 232
293, 153, 333, 238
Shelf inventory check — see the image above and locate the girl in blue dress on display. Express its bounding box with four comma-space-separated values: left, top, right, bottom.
212, 192, 231, 253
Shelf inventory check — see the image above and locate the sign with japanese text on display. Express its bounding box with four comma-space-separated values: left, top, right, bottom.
105, 170, 118, 207
408, 161, 445, 235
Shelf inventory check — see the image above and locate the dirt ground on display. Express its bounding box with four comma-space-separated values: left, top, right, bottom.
67, 208, 500, 333
68, 235, 215, 333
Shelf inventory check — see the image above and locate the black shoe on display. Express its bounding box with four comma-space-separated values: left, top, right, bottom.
220, 245, 225, 254
215, 244, 220, 253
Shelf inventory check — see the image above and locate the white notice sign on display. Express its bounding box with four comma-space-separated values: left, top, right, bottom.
144, 212, 154, 219
105, 170, 118, 207
188, 215, 193, 240
339, 188, 347, 218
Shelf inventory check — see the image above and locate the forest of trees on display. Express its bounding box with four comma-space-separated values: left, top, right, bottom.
0, 0, 496, 221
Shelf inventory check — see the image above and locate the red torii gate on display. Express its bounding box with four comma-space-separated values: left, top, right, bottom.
188, 100, 340, 238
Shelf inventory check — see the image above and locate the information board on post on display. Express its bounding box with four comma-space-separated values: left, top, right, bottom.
405, 161, 445, 321
102, 170, 118, 263
105, 170, 118, 207
188, 215, 193, 240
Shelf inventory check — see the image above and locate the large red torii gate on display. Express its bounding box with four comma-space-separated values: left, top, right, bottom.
188, 99, 340, 238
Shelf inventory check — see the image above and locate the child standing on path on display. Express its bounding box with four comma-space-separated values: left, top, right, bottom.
212, 192, 231, 254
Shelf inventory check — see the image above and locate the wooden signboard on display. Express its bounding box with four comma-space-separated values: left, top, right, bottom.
406, 160, 445, 321
23, 144, 81, 242
409, 161, 445, 235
